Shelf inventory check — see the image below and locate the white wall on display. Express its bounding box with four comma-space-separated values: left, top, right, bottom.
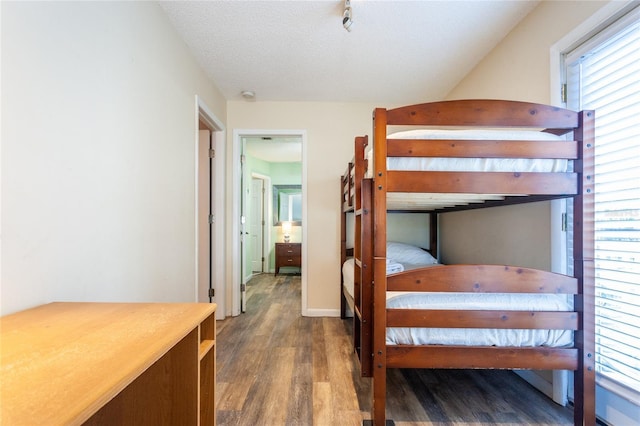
387, 214, 431, 250
446, 1, 610, 103
1, 2, 226, 315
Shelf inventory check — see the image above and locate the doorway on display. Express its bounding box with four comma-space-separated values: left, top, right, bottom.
196, 96, 225, 320
231, 129, 307, 316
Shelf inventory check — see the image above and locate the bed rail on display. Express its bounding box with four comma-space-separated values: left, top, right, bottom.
385, 99, 578, 131
386, 346, 578, 370
387, 265, 578, 293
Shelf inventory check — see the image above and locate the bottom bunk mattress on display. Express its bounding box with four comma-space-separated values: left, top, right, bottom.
342, 257, 356, 299
341, 258, 573, 348
385, 291, 573, 347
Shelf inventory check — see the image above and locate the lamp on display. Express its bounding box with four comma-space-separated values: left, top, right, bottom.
282, 221, 292, 243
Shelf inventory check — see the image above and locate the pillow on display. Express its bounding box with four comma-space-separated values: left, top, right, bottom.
386, 241, 438, 265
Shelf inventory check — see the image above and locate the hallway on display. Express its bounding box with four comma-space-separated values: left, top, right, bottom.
216, 274, 363, 425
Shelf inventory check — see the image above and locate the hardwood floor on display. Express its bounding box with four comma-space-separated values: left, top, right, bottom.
216, 274, 573, 425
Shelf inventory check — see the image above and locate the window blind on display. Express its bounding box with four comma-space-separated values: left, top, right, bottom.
565, 8, 640, 396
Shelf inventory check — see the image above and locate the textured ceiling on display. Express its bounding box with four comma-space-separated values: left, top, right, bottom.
160, 0, 539, 104
244, 136, 302, 163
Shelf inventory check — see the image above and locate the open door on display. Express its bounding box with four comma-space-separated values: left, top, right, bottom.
250, 177, 266, 273
240, 151, 247, 313
197, 129, 213, 303
196, 96, 225, 319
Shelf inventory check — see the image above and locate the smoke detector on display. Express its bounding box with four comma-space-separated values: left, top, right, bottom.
241, 90, 255, 100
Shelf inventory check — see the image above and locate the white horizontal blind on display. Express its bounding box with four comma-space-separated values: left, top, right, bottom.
565, 8, 640, 395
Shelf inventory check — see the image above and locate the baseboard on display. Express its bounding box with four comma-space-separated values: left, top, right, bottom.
303, 308, 340, 317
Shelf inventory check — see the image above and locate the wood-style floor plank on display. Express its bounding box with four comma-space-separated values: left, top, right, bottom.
216, 273, 574, 425
313, 382, 334, 425
312, 319, 329, 383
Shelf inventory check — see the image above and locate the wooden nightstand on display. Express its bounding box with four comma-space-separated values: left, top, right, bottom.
275, 242, 301, 275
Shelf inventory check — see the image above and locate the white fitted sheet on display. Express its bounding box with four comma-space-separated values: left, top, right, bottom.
342, 258, 356, 299
385, 291, 573, 347
342, 258, 573, 348
364, 129, 570, 210
364, 129, 568, 178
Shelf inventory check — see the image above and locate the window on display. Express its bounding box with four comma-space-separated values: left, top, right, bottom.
565, 4, 640, 404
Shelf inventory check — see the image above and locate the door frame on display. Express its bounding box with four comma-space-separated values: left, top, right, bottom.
195, 96, 226, 320
231, 129, 307, 316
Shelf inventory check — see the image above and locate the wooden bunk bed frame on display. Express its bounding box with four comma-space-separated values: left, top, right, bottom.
340, 99, 595, 425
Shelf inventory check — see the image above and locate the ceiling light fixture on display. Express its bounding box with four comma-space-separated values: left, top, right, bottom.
241, 90, 255, 100
342, 0, 353, 32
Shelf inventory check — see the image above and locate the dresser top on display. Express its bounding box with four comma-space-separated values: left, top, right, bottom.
1, 302, 216, 425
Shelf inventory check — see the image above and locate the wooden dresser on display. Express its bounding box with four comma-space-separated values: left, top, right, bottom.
0, 302, 216, 425
275, 242, 301, 275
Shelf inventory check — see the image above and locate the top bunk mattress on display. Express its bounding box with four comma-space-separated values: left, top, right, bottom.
364, 129, 570, 210
365, 129, 568, 177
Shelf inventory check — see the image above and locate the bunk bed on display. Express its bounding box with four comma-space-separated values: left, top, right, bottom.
339, 99, 595, 425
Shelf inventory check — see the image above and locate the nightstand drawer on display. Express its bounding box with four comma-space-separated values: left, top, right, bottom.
280, 255, 301, 266
276, 243, 301, 257
275, 243, 302, 275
